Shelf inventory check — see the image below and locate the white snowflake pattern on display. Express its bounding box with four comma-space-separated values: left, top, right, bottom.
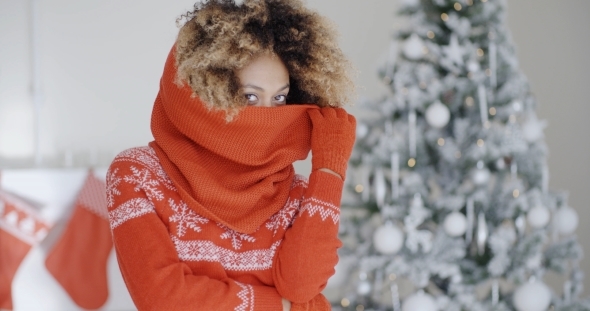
123, 166, 164, 201
265, 198, 300, 236
168, 198, 209, 237
218, 224, 256, 250
106, 168, 122, 208
115, 147, 176, 191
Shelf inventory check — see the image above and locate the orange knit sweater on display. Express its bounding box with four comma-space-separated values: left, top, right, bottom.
106, 146, 343, 310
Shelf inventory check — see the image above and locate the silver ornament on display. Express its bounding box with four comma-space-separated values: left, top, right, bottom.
477, 212, 488, 255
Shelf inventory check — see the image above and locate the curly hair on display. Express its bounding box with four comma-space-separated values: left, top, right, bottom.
175, 0, 356, 121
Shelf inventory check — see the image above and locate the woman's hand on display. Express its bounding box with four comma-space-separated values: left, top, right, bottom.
308, 107, 356, 180
282, 298, 292, 311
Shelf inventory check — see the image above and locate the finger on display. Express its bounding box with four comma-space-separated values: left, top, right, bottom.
348, 113, 357, 126
307, 108, 322, 122
334, 107, 348, 119
320, 107, 338, 118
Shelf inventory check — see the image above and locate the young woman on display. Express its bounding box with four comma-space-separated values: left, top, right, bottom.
106, 1, 356, 310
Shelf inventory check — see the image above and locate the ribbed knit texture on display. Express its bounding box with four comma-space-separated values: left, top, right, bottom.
107, 146, 343, 310
150, 46, 320, 234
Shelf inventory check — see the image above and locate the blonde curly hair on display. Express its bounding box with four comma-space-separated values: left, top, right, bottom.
175, 0, 356, 121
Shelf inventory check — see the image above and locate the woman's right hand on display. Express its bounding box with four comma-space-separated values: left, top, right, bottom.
307, 107, 356, 180
282, 298, 292, 311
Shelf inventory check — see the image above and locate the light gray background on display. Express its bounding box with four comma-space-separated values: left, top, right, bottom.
1, 0, 588, 305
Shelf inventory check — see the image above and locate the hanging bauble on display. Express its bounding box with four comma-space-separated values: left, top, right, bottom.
513, 281, 551, 311
555, 206, 579, 235
471, 161, 491, 186
495, 158, 507, 170
425, 101, 451, 129
467, 60, 480, 73
522, 114, 548, 142
444, 212, 468, 237
527, 205, 551, 229
373, 222, 404, 255
357, 122, 369, 139
357, 280, 372, 296
374, 168, 387, 208
403, 34, 426, 60
402, 291, 437, 311
512, 100, 523, 112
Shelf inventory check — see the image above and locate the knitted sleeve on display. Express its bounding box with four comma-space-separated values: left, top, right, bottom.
272, 170, 343, 304
106, 149, 283, 311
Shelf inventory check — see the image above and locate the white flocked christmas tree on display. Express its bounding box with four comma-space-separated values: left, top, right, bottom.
329, 0, 590, 310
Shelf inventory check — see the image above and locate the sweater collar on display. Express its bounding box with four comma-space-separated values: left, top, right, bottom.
150, 46, 318, 233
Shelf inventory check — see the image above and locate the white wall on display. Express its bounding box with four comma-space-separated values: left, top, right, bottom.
1, 0, 589, 309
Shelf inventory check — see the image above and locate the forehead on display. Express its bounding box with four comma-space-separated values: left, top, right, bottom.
238, 53, 289, 83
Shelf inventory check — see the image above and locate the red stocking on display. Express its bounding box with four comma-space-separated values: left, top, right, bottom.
45, 171, 112, 310
0, 191, 50, 310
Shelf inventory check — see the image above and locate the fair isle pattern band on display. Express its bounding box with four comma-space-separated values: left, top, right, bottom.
78, 172, 109, 220
0, 191, 51, 245
291, 174, 309, 190
109, 198, 155, 229
172, 236, 281, 271
299, 197, 340, 224
235, 282, 255, 311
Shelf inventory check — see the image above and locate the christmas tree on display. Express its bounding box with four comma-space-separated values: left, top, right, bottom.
328, 0, 590, 310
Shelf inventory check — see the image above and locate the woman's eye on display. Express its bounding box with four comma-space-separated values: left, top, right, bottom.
245, 94, 258, 104
274, 95, 287, 103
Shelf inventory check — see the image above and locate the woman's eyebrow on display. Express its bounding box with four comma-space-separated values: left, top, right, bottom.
242, 84, 264, 91
277, 84, 290, 92
241, 84, 290, 92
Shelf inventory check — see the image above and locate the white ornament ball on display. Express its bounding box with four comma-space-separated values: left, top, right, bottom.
495, 158, 507, 170
403, 34, 426, 60
555, 206, 579, 235
467, 60, 480, 72
512, 100, 523, 112
444, 212, 468, 237
357, 280, 372, 296
373, 223, 404, 255
513, 281, 551, 311
522, 118, 546, 142
472, 168, 491, 186
425, 101, 451, 129
356, 122, 369, 139
527, 205, 551, 229
402, 291, 438, 311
